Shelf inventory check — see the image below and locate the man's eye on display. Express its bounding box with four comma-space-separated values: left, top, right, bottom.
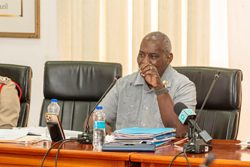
150, 54, 159, 59
138, 53, 144, 58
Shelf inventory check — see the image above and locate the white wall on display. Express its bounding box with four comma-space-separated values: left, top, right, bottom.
0, 0, 58, 127
228, 0, 250, 140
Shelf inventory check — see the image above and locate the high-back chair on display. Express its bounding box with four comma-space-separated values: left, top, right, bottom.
174, 66, 243, 139
39, 61, 122, 131
0, 63, 32, 127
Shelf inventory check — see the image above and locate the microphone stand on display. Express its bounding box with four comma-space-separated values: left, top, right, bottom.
77, 77, 119, 144
184, 123, 211, 153
184, 72, 220, 153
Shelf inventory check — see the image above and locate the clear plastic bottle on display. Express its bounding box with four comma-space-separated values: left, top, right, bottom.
92, 105, 106, 151
45, 99, 60, 139
47, 99, 60, 115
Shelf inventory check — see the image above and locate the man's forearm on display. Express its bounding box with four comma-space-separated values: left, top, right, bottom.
157, 93, 187, 137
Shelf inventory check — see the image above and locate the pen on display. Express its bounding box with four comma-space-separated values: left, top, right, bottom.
173, 137, 188, 145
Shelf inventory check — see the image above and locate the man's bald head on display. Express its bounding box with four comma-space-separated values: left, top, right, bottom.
138, 31, 173, 77
142, 31, 172, 54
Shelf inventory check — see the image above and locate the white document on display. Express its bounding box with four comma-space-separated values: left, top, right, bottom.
0, 127, 83, 143
0, 128, 29, 140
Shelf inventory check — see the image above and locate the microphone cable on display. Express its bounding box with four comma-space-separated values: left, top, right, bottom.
183, 149, 192, 167
40, 140, 65, 167
55, 138, 78, 167
168, 148, 191, 167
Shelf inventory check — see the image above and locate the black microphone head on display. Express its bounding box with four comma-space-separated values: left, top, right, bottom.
174, 102, 196, 125
174, 102, 188, 116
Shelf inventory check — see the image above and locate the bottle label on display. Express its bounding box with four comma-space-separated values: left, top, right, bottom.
94, 121, 105, 129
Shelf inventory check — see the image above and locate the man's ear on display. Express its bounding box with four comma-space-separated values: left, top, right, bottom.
167, 53, 173, 63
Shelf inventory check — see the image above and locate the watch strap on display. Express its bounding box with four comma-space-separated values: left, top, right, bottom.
154, 80, 168, 96
154, 87, 169, 96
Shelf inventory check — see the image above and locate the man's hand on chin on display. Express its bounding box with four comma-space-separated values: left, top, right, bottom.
139, 63, 162, 88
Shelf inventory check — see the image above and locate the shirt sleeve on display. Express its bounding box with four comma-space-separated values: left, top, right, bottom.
173, 80, 197, 112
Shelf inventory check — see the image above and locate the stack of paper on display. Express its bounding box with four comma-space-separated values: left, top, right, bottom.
0, 127, 83, 143
112, 127, 176, 147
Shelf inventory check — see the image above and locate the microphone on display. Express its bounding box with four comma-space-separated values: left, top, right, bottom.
174, 103, 212, 143
174, 102, 212, 153
192, 71, 220, 142
173, 71, 220, 153
175, 105, 196, 125
77, 76, 119, 144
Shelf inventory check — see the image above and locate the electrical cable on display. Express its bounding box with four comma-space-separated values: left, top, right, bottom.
40, 140, 65, 167
183, 148, 192, 167
168, 147, 192, 167
168, 151, 184, 167
54, 139, 77, 167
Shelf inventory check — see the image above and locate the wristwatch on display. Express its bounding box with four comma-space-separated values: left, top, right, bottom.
154, 80, 168, 96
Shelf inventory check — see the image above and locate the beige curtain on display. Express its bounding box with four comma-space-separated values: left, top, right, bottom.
57, 0, 216, 75
57, 0, 250, 141
187, 0, 210, 65
58, 0, 131, 73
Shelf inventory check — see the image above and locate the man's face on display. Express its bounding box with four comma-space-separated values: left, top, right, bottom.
137, 39, 172, 77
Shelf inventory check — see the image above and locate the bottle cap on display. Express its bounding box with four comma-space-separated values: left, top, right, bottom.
51, 98, 58, 103
96, 106, 103, 110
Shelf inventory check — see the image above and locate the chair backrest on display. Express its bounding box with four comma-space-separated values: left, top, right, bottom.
174, 66, 243, 139
39, 61, 122, 131
0, 64, 32, 127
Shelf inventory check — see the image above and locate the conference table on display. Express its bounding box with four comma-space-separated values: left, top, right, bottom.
130, 139, 250, 167
0, 140, 130, 167
0, 139, 249, 167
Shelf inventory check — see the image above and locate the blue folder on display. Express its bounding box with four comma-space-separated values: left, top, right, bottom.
114, 127, 176, 140
102, 142, 155, 152
114, 127, 175, 135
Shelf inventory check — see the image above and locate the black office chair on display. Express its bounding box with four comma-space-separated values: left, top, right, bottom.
174, 66, 243, 140
39, 61, 122, 131
0, 63, 32, 127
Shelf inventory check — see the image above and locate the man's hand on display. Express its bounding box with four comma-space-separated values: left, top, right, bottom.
139, 63, 163, 89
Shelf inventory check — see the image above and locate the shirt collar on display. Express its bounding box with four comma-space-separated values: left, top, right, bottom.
134, 72, 145, 86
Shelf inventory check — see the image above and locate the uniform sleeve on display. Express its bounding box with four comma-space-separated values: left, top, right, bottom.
0, 82, 20, 129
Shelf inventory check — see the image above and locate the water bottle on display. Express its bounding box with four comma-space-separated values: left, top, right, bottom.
92, 105, 106, 151
45, 99, 60, 139
47, 99, 60, 115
